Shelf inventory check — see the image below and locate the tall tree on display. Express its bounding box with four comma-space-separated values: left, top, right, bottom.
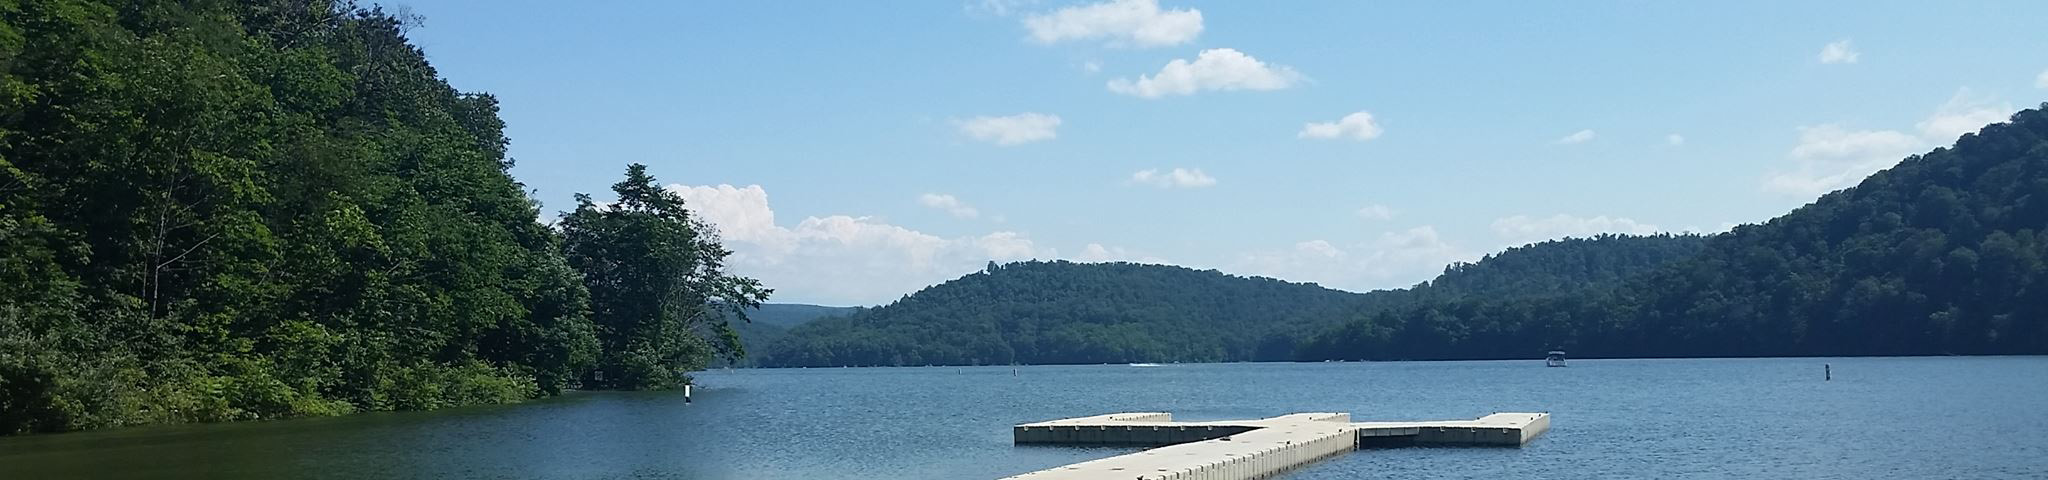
559, 164, 770, 389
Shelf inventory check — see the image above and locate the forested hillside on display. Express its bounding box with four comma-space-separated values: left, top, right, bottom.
724, 304, 858, 366
0, 1, 759, 434
756, 262, 1369, 367
755, 233, 1708, 368
1300, 105, 2048, 361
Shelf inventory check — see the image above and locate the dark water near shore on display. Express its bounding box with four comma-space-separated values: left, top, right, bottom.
3, 357, 2046, 479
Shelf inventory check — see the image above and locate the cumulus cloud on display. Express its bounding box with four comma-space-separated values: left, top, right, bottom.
1491, 214, 1662, 246
1355, 204, 1395, 221
1764, 125, 1923, 196
1299, 111, 1384, 141
1819, 39, 1859, 64
669, 184, 1052, 305
957, 112, 1061, 146
1232, 226, 1473, 291
2038, 69, 2048, 89
1915, 89, 2015, 142
1107, 48, 1303, 98
918, 193, 980, 219
1765, 90, 2016, 197
1130, 167, 1217, 188
1022, 0, 1202, 48
1666, 134, 1686, 146
1554, 129, 1596, 145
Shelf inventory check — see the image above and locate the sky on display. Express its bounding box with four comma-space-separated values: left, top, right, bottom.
399, 0, 2048, 306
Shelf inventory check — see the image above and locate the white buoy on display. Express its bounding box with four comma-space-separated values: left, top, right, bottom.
685, 384, 693, 404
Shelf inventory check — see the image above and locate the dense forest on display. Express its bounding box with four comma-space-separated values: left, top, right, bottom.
0, 1, 761, 434
1301, 106, 2048, 361
755, 233, 1707, 367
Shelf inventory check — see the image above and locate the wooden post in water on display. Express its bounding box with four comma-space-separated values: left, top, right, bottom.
1824, 364, 1831, 381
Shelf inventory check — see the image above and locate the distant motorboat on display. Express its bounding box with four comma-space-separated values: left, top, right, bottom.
1545, 351, 1567, 367
1129, 363, 1162, 367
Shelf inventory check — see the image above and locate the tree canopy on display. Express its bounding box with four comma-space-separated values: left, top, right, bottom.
0, 1, 760, 434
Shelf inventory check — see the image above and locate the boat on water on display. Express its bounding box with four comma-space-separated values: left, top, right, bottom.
1545, 350, 1567, 367
1128, 362, 1162, 367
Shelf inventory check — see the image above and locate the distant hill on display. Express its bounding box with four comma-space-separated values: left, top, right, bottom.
727, 304, 858, 365
753, 233, 1708, 367
744, 303, 861, 329
1300, 105, 2048, 361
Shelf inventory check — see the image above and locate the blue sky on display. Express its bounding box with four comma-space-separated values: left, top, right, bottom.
401, 0, 2048, 306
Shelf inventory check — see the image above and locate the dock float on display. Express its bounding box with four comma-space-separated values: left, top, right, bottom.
1004, 411, 1549, 480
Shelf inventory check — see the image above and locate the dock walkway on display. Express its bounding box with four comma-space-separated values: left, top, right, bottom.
1004, 411, 1548, 480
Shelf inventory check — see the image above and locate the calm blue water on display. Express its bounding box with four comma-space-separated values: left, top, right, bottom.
2, 357, 2044, 479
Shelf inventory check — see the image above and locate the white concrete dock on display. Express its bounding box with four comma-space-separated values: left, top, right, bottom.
1004, 411, 1549, 480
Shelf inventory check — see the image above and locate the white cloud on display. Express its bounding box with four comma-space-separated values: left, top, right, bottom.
957, 112, 1062, 146
1554, 129, 1596, 145
1298, 111, 1384, 141
1491, 214, 1662, 246
1107, 48, 1303, 98
1355, 204, 1395, 221
918, 193, 980, 219
1819, 39, 1859, 64
1915, 89, 2014, 142
2037, 69, 2048, 89
1081, 60, 1102, 74
1764, 124, 1924, 196
1765, 90, 2016, 197
669, 184, 1052, 305
1666, 134, 1685, 146
1022, 0, 1202, 48
1130, 167, 1217, 188
1232, 226, 1473, 291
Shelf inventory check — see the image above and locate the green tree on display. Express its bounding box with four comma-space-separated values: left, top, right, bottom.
560, 164, 769, 389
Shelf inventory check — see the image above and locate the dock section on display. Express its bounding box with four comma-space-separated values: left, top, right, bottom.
1004, 411, 1548, 480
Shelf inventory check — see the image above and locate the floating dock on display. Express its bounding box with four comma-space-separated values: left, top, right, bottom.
1004, 411, 1549, 480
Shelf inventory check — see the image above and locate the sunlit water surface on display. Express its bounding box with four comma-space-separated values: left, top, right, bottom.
4, 357, 2045, 479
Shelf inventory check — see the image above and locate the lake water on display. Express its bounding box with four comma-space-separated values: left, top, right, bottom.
3, 357, 2045, 479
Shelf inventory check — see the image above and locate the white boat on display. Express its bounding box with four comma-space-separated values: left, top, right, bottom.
1544, 351, 1567, 367
1128, 362, 1162, 367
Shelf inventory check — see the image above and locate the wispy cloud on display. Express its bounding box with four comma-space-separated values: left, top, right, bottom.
1130, 167, 1217, 188
918, 193, 980, 219
957, 112, 1061, 146
1554, 129, 1596, 145
1355, 204, 1395, 221
1819, 39, 1860, 64
1299, 111, 1384, 141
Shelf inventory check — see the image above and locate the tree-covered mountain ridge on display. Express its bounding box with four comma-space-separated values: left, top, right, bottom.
1299, 104, 2048, 361
755, 233, 1709, 367
760, 104, 2048, 367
